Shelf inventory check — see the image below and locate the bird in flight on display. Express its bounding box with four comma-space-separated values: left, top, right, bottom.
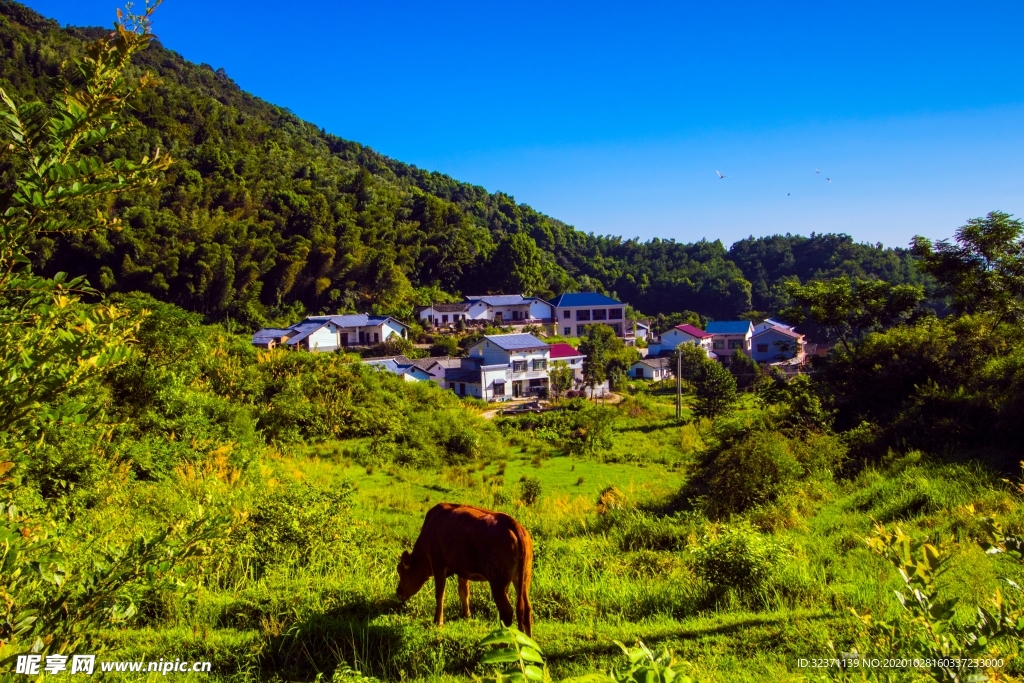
716, 170, 729, 179
787, 193, 791, 196
827, 178, 832, 183
815, 169, 820, 174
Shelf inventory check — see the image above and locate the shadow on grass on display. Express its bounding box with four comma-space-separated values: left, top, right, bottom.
260, 594, 485, 682
544, 611, 836, 664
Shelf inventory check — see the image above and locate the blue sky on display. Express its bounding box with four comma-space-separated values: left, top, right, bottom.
24, 0, 1024, 248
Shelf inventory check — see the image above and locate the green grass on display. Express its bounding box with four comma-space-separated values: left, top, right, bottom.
47, 396, 1024, 683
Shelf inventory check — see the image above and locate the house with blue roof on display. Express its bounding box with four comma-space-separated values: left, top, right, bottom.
418, 294, 554, 328
362, 357, 434, 382
549, 292, 627, 339
704, 320, 754, 365
465, 333, 551, 400
251, 313, 409, 351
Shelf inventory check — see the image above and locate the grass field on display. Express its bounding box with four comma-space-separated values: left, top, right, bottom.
81, 387, 1024, 683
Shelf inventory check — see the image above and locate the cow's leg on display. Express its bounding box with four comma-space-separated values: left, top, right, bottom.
489, 581, 515, 628
433, 569, 447, 627
458, 578, 471, 619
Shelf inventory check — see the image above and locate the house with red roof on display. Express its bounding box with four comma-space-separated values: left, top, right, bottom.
548, 342, 586, 382
647, 323, 715, 358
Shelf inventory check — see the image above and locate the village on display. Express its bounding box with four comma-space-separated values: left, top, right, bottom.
250, 292, 822, 402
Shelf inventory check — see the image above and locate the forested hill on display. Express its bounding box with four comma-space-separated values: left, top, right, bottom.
0, 1, 929, 325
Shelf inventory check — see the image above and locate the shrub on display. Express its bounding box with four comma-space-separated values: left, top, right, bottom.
690, 522, 788, 595
235, 481, 353, 576
428, 336, 459, 357
518, 477, 542, 506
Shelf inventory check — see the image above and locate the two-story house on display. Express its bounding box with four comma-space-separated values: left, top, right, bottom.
465, 333, 551, 400
750, 320, 806, 363
705, 320, 754, 365
548, 342, 586, 382
419, 295, 555, 328
549, 292, 627, 338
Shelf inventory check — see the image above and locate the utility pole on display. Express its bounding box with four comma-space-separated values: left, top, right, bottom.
676, 351, 682, 420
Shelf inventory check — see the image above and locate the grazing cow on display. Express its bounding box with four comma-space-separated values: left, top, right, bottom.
396, 503, 534, 636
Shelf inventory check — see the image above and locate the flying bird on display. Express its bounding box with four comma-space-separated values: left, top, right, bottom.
787, 193, 791, 196
815, 169, 820, 174
716, 170, 729, 179
827, 178, 832, 183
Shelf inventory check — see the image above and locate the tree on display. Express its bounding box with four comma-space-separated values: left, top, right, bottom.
578, 324, 616, 398
548, 360, 574, 400
728, 351, 762, 391
782, 277, 924, 352
911, 211, 1024, 322
490, 232, 546, 296
671, 342, 711, 382
0, 4, 170, 464
692, 360, 738, 419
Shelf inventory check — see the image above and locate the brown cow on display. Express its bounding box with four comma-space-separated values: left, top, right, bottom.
396, 503, 534, 636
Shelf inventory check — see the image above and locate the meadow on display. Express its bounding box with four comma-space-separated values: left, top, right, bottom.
46, 374, 1022, 683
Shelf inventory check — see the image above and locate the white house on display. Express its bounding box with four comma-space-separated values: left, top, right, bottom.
648, 323, 713, 357
549, 292, 627, 338
307, 314, 409, 346
251, 328, 295, 349
465, 333, 552, 400
419, 295, 554, 328
630, 356, 673, 381
705, 320, 754, 365
418, 302, 473, 327
464, 295, 554, 324
751, 323, 806, 363
548, 343, 586, 382
280, 319, 343, 352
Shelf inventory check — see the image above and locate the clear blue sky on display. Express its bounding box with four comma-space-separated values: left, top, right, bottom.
24, 0, 1024, 248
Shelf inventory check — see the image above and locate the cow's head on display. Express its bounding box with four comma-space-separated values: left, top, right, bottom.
396, 550, 429, 601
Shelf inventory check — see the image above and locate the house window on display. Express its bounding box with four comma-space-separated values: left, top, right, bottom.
635, 368, 644, 379
532, 359, 547, 371
713, 340, 725, 349
493, 381, 505, 396
610, 323, 621, 336
512, 360, 528, 373
592, 309, 607, 321
512, 311, 520, 320
563, 310, 571, 319
576, 325, 587, 336
564, 327, 571, 335
442, 315, 448, 324
728, 339, 743, 350
609, 308, 623, 320
374, 333, 379, 343
576, 310, 591, 321
756, 344, 768, 353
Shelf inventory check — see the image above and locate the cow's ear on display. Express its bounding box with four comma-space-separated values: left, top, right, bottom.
400, 550, 411, 568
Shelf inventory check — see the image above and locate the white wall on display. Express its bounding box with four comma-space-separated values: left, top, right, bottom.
307, 325, 339, 352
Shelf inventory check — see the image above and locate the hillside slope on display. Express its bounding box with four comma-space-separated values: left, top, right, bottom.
0, 1, 927, 324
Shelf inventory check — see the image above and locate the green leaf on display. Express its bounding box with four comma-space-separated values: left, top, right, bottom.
480, 631, 517, 647
523, 664, 544, 681
519, 647, 544, 664
481, 650, 521, 665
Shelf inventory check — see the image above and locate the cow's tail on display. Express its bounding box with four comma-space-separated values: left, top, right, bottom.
514, 524, 534, 637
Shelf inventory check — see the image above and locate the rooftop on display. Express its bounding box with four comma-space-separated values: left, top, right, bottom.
548, 343, 583, 359
705, 320, 754, 335
638, 356, 674, 368
673, 323, 712, 339
752, 325, 803, 340
548, 292, 622, 307
466, 294, 536, 306
426, 302, 472, 312
445, 368, 482, 383
284, 320, 332, 345
308, 314, 408, 329
482, 333, 549, 352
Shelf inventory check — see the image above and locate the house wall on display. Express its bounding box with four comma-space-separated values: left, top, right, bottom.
649, 329, 712, 356
710, 333, 751, 360
305, 325, 339, 352
528, 300, 555, 320
380, 320, 407, 340
554, 305, 626, 338
751, 329, 804, 362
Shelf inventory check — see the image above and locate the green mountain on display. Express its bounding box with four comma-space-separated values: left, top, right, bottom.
0, 0, 927, 325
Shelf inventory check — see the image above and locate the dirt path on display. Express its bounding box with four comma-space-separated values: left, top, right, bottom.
478, 393, 623, 420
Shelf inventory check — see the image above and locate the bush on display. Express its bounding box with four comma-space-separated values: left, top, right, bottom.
691, 521, 788, 595
518, 477, 542, 506
428, 336, 460, 357
235, 480, 353, 577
